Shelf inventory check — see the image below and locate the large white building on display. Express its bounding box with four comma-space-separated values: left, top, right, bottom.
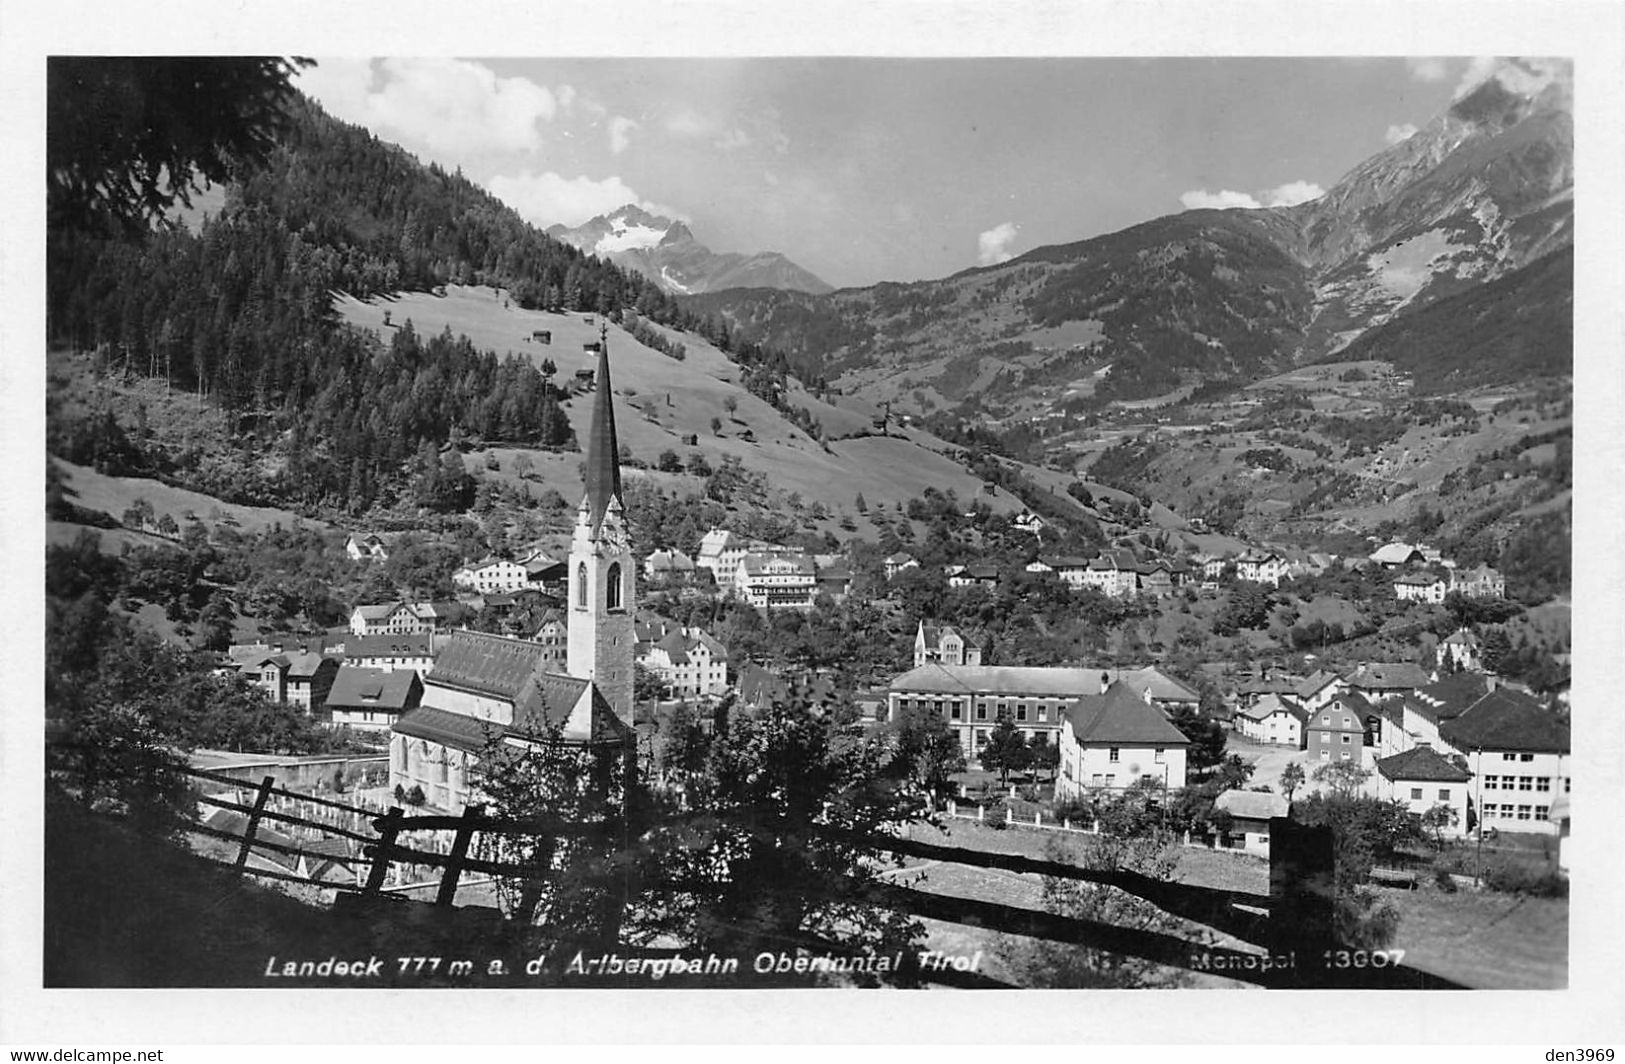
888, 663, 1111, 754
388, 338, 636, 813
639, 628, 729, 699
1055, 682, 1191, 797
453, 557, 530, 594
734, 552, 818, 611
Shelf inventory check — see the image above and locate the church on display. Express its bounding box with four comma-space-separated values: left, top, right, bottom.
387, 333, 636, 812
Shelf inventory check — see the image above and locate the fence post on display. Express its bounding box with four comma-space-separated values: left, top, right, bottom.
947, 799, 957, 817
1064, 818, 1071, 831
435, 804, 484, 907
365, 807, 405, 896
978, 805, 984, 822
233, 776, 277, 876
1034, 810, 1042, 827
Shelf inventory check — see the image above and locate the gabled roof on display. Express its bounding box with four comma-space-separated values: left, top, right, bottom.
325, 666, 423, 712
1063, 682, 1191, 746
1441, 688, 1570, 755
645, 548, 695, 570
1404, 672, 1494, 726
1443, 629, 1480, 647
739, 552, 815, 576
653, 630, 691, 664
1108, 666, 1199, 704
1344, 662, 1432, 692
426, 631, 548, 701
891, 663, 1103, 698
884, 552, 917, 565
1395, 572, 1446, 586
1239, 693, 1308, 723
393, 706, 503, 754
1088, 549, 1138, 572
1371, 542, 1424, 565
1296, 669, 1342, 699
1214, 789, 1289, 821
343, 634, 435, 658
1375, 745, 1473, 783
513, 672, 630, 742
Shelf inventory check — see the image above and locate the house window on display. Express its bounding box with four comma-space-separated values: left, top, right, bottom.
1410, 788, 1424, 800
1320, 750, 1331, 761
1091, 774, 1104, 787
1341, 751, 1351, 761
1536, 777, 1551, 792
1536, 805, 1549, 820
1565, 778, 1571, 793
1484, 775, 1498, 789
1321, 715, 1331, 725
1341, 734, 1351, 745
1154, 748, 1165, 763
576, 563, 588, 607
1109, 747, 1120, 763
975, 729, 988, 746
1438, 789, 1451, 801
1518, 777, 1532, 791
950, 704, 962, 721
1038, 706, 1048, 723
1519, 753, 1534, 763
1105, 774, 1117, 788
1342, 717, 1351, 727
976, 705, 988, 721
1516, 805, 1532, 821
1502, 753, 1516, 762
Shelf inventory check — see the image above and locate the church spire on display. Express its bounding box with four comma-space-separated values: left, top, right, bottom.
582, 324, 622, 535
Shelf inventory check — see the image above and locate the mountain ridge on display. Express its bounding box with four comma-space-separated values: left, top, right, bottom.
548, 205, 833, 296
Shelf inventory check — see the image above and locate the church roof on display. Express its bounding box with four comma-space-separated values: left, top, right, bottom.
426, 631, 548, 701
582, 336, 623, 535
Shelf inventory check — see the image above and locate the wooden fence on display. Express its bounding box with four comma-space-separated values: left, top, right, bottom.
176, 765, 1461, 989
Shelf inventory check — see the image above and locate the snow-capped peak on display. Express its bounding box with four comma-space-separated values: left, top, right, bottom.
595, 211, 673, 254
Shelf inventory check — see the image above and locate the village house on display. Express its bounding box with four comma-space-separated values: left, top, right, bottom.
1234, 669, 1307, 711
1036, 555, 1093, 588
643, 548, 697, 584
1235, 693, 1308, 747
343, 532, 398, 563
1374, 744, 1473, 839
696, 529, 795, 591
1370, 542, 1427, 569
1083, 550, 1140, 598
638, 628, 729, 699
1055, 682, 1191, 797
734, 663, 842, 719
336, 633, 438, 677
1295, 669, 1347, 713
914, 621, 984, 668
734, 551, 819, 610
946, 563, 1001, 590
348, 601, 459, 637
1213, 789, 1290, 856
323, 666, 424, 731
1101, 665, 1200, 715
888, 662, 1109, 754
1437, 628, 1482, 672
388, 338, 638, 813
1235, 549, 1289, 587
240, 648, 340, 713
533, 608, 568, 672
813, 555, 854, 602
1344, 661, 1433, 702
1450, 564, 1506, 599
883, 552, 920, 580
1394, 571, 1449, 604
1305, 692, 1375, 764
1012, 511, 1047, 536
522, 551, 569, 596
453, 557, 530, 595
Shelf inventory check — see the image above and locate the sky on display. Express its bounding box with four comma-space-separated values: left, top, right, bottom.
296, 56, 1491, 289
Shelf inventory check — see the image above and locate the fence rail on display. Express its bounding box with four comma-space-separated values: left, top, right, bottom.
166, 765, 1459, 989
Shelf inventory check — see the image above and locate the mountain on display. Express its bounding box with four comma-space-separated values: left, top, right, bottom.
547, 205, 833, 296
686, 58, 1572, 411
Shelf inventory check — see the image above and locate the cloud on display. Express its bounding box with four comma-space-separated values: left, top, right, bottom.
1453, 56, 1499, 99
1405, 57, 1450, 82
1385, 123, 1420, 145
977, 222, 1021, 266
486, 170, 683, 228
297, 58, 559, 159
1260, 181, 1325, 207
1179, 189, 1262, 210
1180, 180, 1323, 211
608, 115, 638, 155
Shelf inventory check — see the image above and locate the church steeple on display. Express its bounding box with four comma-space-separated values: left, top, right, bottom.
567, 322, 635, 727
582, 325, 622, 536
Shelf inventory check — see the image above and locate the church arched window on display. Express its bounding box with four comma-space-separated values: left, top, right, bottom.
576, 562, 588, 607
607, 562, 623, 610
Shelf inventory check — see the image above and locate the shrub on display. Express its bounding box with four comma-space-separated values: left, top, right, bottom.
1433, 867, 1458, 893
1481, 860, 1568, 898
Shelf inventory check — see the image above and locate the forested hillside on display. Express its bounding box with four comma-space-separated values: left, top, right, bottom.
45, 96, 804, 516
